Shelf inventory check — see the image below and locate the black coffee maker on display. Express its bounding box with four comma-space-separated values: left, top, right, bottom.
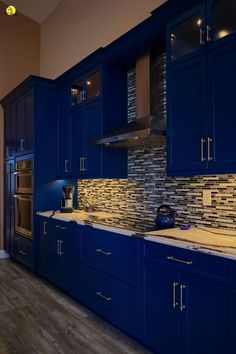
60, 185, 74, 213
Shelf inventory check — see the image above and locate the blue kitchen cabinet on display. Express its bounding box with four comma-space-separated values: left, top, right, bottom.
57, 61, 127, 179
69, 100, 103, 178
142, 240, 236, 354
167, 55, 207, 174
37, 216, 79, 298
167, 0, 236, 66
181, 275, 235, 354
4, 160, 15, 256
143, 262, 181, 354
207, 40, 236, 171
4, 105, 16, 159
167, 3, 206, 66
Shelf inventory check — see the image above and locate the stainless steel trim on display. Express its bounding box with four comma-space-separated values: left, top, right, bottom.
43, 221, 47, 235
96, 291, 112, 302
201, 138, 206, 162
167, 256, 192, 265
173, 282, 178, 309
180, 284, 186, 311
207, 137, 213, 161
96, 248, 112, 256
200, 29, 205, 45
206, 26, 211, 42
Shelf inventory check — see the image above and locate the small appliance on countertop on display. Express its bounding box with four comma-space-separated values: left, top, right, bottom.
60, 184, 74, 213
155, 204, 175, 230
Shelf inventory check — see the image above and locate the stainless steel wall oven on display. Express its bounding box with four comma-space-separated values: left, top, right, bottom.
14, 158, 33, 239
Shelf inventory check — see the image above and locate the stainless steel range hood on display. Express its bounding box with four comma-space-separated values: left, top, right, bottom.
93, 52, 166, 147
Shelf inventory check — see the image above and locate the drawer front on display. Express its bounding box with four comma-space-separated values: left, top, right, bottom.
144, 240, 235, 287
15, 235, 33, 269
79, 264, 140, 338
45, 217, 76, 235
80, 227, 140, 286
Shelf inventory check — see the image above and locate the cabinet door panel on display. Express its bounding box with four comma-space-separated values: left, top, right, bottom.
85, 101, 103, 177
50, 233, 64, 287
167, 55, 207, 175
143, 262, 181, 354
70, 108, 85, 177
208, 40, 236, 171
182, 275, 233, 354
38, 218, 50, 278
167, 4, 206, 65
15, 97, 26, 154
57, 89, 70, 177
5, 106, 15, 158
25, 91, 34, 153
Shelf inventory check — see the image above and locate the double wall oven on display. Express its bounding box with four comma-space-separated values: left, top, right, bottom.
14, 158, 33, 239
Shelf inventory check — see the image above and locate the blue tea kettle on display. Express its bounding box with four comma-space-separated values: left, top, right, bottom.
155, 204, 175, 230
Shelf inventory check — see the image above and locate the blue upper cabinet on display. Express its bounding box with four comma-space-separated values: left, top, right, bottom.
57, 61, 128, 179
167, 55, 207, 174
167, 0, 236, 176
167, 4, 207, 66
207, 0, 236, 49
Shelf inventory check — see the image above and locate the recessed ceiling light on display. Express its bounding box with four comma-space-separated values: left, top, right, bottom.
5, 5, 17, 16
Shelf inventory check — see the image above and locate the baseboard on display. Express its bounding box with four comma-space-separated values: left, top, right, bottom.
0, 250, 9, 259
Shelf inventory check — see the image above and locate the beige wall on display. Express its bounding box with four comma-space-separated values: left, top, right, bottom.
41, 0, 166, 79
0, 1, 40, 250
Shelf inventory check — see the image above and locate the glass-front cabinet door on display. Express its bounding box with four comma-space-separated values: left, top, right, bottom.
70, 70, 101, 106
209, 0, 236, 43
167, 4, 206, 64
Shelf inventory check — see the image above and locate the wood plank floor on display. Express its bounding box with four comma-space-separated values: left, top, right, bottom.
0, 259, 150, 354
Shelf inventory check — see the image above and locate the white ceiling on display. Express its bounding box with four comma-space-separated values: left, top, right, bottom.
1, 0, 62, 23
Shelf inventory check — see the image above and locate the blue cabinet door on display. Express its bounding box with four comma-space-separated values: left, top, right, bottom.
167, 55, 208, 175
208, 39, 236, 172
142, 262, 181, 354
70, 107, 85, 178
37, 218, 50, 278
181, 275, 234, 354
25, 90, 34, 153
166, 4, 206, 66
50, 233, 64, 287
4, 105, 16, 159
15, 97, 26, 155
63, 234, 78, 297
84, 100, 103, 178
57, 88, 70, 177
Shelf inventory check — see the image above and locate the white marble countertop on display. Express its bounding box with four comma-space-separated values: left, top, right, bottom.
37, 211, 236, 260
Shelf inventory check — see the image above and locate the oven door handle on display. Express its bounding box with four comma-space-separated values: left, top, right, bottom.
14, 194, 33, 200
14, 170, 33, 175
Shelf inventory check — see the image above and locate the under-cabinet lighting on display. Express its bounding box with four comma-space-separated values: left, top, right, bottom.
217, 29, 230, 39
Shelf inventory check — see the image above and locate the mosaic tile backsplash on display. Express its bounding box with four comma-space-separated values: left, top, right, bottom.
77, 64, 236, 231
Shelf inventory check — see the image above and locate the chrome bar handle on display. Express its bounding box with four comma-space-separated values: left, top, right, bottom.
167, 256, 192, 265
80, 157, 83, 171
82, 90, 86, 101
65, 159, 69, 173
20, 138, 25, 151
206, 26, 212, 42
60, 240, 64, 256
56, 240, 59, 255
96, 248, 112, 256
43, 221, 47, 235
207, 137, 213, 161
83, 157, 86, 171
180, 284, 186, 311
173, 282, 179, 309
200, 28, 205, 45
96, 291, 112, 302
201, 138, 206, 162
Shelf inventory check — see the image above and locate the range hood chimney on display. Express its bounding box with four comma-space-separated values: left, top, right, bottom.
93, 51, 166, 147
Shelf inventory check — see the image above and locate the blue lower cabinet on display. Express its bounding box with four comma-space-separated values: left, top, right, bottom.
37, 218, 50, 278
181, 275, 235, 354
142, 262, 181, 354
79, 264, 140, 339
14, 235, 33, 270
142, 258, 235, 354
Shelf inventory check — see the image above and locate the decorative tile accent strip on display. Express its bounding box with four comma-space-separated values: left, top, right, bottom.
78, 64, 236, 232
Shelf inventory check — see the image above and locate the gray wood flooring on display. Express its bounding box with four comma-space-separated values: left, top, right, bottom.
0, 259, 150, 354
